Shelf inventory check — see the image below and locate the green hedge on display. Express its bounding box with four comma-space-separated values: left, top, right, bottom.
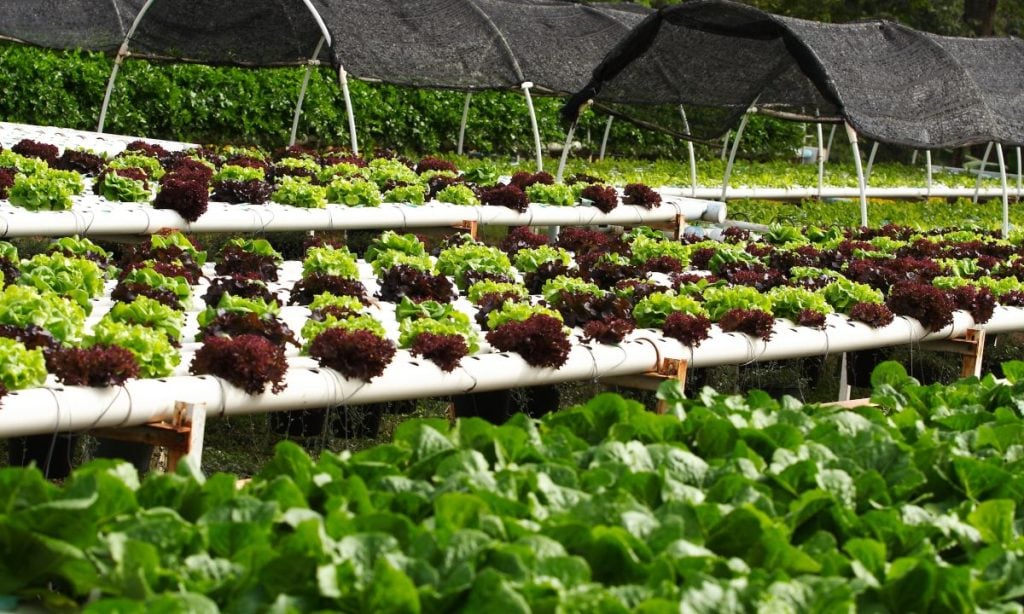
0, 43, 803, 158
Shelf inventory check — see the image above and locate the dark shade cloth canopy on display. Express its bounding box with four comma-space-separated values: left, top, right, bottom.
313, 0, 650, 93
564, 0, 1021, 148
0, 0, 647, 93
0, 0, 332, 66
926, 34, 1024, 146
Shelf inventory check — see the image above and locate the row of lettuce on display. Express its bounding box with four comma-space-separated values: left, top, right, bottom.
2, 363, 1022, 611
3, 220, 1024, 399
0, 138, 662, 221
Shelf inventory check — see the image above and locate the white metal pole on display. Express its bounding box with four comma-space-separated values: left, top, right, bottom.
97, 0, 161, 132
721, 113, 751, 201
679, 105, 698, 198
598, 116, 613, 160
338, 65, 359, 155
816, 121, 825, 198
521, 82, 543, 172
1017, 147, 1022, 198
911, 150, 918, 166
845, 123, 869, 227
289, 37, 326, 147
996, 143, 1010, 238
719, 129, 731, 160
457, 92, 472, 156
837, 353, 851, 401
555, 118, 578, 184
974, 142, 994, 204
925, 150, 933, 198
97, 57, 125, 133
865, 141, 879, 183
826, 124, 837, 157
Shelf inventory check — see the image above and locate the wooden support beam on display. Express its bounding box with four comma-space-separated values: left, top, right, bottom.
91, 401, 207, 473
601, 357, 688, 414
920, 327, 985, 378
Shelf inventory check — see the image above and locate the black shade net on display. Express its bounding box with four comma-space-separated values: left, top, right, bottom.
926, 34, 1024, 146
565, 0, 1023, 148
0, 0, 647, 94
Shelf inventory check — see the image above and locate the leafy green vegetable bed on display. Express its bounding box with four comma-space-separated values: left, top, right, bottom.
3, 363, 1023, 612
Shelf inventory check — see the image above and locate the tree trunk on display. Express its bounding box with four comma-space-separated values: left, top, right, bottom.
963, 0, 998, 36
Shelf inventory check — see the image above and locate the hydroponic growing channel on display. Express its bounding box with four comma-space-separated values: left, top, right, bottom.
4, 224, 1024, 440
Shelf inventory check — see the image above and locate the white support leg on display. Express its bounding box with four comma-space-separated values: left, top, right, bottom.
522, 82, 543, 172
339, 65, 359, 155
721, 113, 750, 202
598, 115, 613, 161
826, 124, 838, 156
679, 105, 698, 197
457, 92, 472, 156
845, 123, 869, 227
816, 121, 825, 198
925, 150, 933, 198
720, 129, 731, 161
838, 353, 851, 402
1017, 147, 1022, 198
556, 118, 578, 184
974, 142, 993, 204
289, 37, 326, 147
996, 143, 1010, 238
865, 141, 879, 183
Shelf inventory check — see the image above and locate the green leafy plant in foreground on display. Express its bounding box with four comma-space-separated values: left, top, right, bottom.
3, 361, 1024, 612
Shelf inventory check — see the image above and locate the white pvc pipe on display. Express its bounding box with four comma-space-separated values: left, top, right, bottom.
925, 150, 933, 198
865, 141, 879, 183
721, 113, 750, 201
5, 307, 1024, 438
555, 118, 578, 184
97, 57, 125, 133
911, 150, 919, 166
0, 193, 725, 238
338, 66, 359, 155
521, 82, 543, 172
1017, 147, 1022, 197
974, 142, 994, 204
996, 143, 1010, 238
599, 116, 613, 160
658, 185, 1011, 202
679, 106, 698, 198
826, 124, 837, 157
816, 121, 825, 198
289, 37, 326, 147
457, 92, 472, 156
720, 130, 731, 160
845, 123, 869, 227
97, 0, 159, 132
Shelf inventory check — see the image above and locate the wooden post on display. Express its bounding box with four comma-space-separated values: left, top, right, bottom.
601, 357, 688, 414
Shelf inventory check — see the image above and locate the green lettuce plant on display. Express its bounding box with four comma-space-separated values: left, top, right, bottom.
383, 184, 427, 205
702, 285, 774, 320
633, 292, 708, 328
525, 182, 575, 206
107, 295, 185, 342
18, 252, 105, 312
302, 246, 360, 279
271, 176, 327, 208
514, 246, 571, 273
326, 178, 382, 207
436, 184, 479, 206
0, 284, 85, 343
98, 172, 150, 202
86, 318, 179, 378
0, 338, 47, 391
8, 170, 81, 210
